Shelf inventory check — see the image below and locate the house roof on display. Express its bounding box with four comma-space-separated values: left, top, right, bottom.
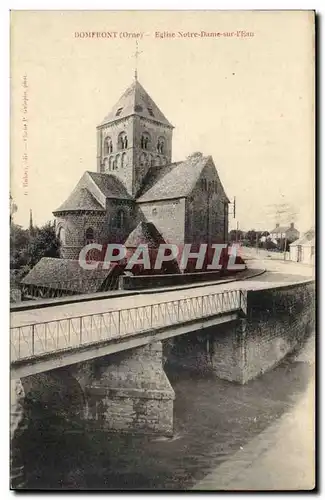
21, 257, 114, 293
100, 80, 173, 128
136, 154, 229, 203
290, 227, 315, 247
269, 225, 298, 234
124, 221, 166, 248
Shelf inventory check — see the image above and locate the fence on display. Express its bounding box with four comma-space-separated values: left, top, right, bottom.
10, 289, 247, 363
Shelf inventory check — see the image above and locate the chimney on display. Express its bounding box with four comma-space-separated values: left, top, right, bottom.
290, 222, 294, 229
276, 223, 280, 228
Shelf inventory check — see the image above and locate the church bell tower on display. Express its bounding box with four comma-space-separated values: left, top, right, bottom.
96, 76, 174, 197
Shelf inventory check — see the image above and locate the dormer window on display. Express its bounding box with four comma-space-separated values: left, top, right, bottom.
147, 107, 154, 117
115, 107, 123, 116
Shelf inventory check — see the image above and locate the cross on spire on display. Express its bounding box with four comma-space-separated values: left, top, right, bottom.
133, 40, 142, 81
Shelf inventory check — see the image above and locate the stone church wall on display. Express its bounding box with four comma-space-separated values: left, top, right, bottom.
97, 114, 173, 197
138, 198, 185, 245
57, 200, 137, 259
185, 162, 228, 246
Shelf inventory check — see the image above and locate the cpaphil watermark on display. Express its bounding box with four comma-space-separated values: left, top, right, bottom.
78, 243, 245, 272
21, 74, 29, 196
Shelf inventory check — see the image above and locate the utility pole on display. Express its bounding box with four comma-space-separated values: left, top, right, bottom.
256, 232, 259, 254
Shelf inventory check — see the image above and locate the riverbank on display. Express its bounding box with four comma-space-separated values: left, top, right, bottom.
193, 334, 315, 491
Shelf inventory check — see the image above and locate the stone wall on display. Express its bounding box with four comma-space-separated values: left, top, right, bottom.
185, 161, 229, 246
242, 281, 315, 382
210, 281, 315, 384
97, 114, 173, 197
119, 270, 222, 290
166, 281, 315, 385
57, 199, 137, 259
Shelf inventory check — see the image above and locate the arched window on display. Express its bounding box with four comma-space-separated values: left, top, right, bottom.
114, 154, 120, 170
103, 136, 113, 155
149, 154, 154, 167
58, 227, 65, 245
118, 132, 128, 150
85, 227, 94, 244
108, 156, 113, 171
201, 178, 208, 191
157, 137, 165, 154
139, 152, 147, 167
115, 209, 125, 229
141, 132, 151, 150
121, 152, 127, 168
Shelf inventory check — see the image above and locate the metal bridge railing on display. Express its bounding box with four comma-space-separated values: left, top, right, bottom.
10, 289, 247, 362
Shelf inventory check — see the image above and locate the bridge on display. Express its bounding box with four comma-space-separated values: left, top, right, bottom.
11, 288, 246, 378
10, 272, 315, 443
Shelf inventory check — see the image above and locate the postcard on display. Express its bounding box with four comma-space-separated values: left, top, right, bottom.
10, 10, 315, 491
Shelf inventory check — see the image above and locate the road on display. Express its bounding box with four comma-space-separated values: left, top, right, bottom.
11, 258, 314, 329
10, 256, 314, 362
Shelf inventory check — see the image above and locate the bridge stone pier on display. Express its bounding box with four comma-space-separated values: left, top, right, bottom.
82, 341, 175, 435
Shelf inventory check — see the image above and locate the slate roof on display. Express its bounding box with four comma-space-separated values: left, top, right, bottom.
124, 221, 166, 248
53, 187, 105, 214
21, 257, 114, 293
87, 172, 133, 200
53, 171, 133, 214
290, 227, 315, 247
100, 80, 173, 128
136, 154, 229, 203
270, 225, 299, 233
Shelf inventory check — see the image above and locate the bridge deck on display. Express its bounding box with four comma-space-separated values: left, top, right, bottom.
11, 278, 281, 329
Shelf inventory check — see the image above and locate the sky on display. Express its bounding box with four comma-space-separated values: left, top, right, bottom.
10, 10, 315, 233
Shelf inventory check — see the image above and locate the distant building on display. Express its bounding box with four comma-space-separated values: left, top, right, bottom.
289, 227, 315, 265
269, 223, 300, 242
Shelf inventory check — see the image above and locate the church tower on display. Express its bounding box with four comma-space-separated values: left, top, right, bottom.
96, 78, 174, 196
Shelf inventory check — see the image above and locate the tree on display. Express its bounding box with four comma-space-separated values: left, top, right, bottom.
264, 239, 277, 250
10, 224, 30, 269
10, 221, 60, 271
23, 223, 61, 267
228, 229, 245, 242
246, 230, 258, 245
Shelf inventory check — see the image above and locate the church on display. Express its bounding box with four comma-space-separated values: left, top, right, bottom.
53, 77, 230, 260
21, 75, 231, 296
